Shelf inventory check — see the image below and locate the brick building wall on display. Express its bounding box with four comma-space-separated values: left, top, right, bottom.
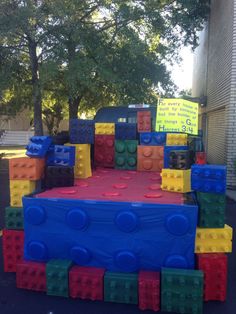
193, 0, 236, 188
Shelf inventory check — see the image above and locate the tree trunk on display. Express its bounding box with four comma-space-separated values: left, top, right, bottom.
69, 96, 81, 120
28, 38, 43, 135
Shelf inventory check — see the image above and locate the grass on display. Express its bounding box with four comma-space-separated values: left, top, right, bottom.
0, 146, 26, 159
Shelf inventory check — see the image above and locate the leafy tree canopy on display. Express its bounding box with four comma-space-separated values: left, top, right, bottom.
0, 0, 210, 134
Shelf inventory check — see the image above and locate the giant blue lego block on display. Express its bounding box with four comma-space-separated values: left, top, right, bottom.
46, 145, 76, 167
23, 195, 198, 272
191, 165, 226, 194
140, 132, 166, 146
115, 123, 137, 140
191, 164, 226, 180
69, 119, 95, 144
26, 136, 52, 158
164, 146, 188, 168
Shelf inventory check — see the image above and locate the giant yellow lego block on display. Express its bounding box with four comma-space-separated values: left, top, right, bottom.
166, 133, 188, 146
10, 180, 36, 207
65, 143, 92, 179
161, 169, 191, 193
195, 224, 233, 253
95, 123, 115, 135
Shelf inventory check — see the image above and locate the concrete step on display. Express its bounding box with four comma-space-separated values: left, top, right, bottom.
0, 131, 34, 146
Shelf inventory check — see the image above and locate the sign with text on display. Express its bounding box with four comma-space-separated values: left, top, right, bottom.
155, 98, 199, 135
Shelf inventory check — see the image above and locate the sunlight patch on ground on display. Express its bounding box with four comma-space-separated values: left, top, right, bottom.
0, 147, 26, 159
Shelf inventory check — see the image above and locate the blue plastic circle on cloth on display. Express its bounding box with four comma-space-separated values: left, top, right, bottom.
165, 214, 190, 236
66, 209, 89, 230
70, 246, 91, 265
142, 134, 151, 144
165, 255, 188, 269
27, 241, 48, 260
115, 211, 139, 232
25, 206, 46, 225
115, 251, 138, 272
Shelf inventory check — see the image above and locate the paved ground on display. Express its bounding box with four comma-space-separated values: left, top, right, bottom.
0, 170, 236, 314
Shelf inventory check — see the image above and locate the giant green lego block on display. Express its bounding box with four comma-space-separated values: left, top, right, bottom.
46, 259, 72, 297
104, 272, 138, 304
161, 268, 204, 314
115, 140, 138, 170
197, 192, 225, 228
5, 206, 24, 230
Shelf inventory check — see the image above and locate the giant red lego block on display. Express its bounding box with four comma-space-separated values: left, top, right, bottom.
94, 135, 115, 168
138, 270, 160, 311
197, 253, 227, 301
137, 146, 164, 172
195, 152, 207, 165
137, 111, 151, 132
9, 157, 45, 180
69, 266, 105, 300
16, 260, 46, 292
2, 229, 24, 272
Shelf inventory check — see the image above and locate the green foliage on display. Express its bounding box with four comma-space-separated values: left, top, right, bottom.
42, 92, 67, 135
0, 0, 210, 128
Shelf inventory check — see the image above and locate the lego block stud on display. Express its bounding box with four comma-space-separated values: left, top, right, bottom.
26, 241, 48, 261
66, 209, 89, 230
165, 214, 190, 236
164, 255, 189, 269
70, 246, 91, 265
115, 211, 139, 232
114, 251, 138, 272
25, 206, 46, 225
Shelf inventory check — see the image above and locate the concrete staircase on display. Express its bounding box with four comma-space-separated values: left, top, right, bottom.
0, 130, 34, 146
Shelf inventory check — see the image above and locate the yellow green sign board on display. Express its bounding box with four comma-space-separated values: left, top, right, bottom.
155, 98, 199, 135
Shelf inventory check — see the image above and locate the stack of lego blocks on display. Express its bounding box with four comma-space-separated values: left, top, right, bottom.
3, 136, 50, 272
93, 122, 115, 168
45, 142, 75, 188
3, 135, 77, 272
160, 133, 192, 193
69, 119, 93, 178
136, 110, 164, 172
191, 164, 231, 302
138, 118, 190, 178
93, 122, 139, 170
